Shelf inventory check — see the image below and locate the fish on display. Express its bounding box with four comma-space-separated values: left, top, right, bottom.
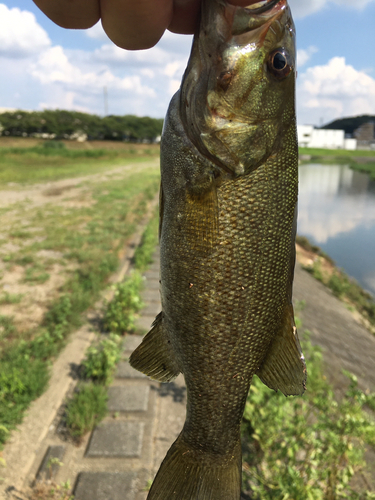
129, 0, 306, 498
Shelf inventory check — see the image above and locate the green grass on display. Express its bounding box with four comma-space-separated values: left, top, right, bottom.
299, 147, 375, 158
0, 160, 160, 447
0, 292, 23, 305
24, 265, 50, 284
242, 330, 375, 499
0, 315, 16, 340
349, 162, 375, 181
0, 145, 159, 186
65, 383, 108, 440
133, 208, 159, 272
299, 147, 375, 180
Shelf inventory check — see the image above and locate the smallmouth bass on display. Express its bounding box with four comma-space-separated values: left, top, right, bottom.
130, 0, 306, 498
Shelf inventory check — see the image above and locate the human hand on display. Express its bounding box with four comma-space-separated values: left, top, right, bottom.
32, 0, 260, 50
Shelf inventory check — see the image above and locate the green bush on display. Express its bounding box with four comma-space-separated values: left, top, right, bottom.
103, 272, 144, 334
65, 383, 108, 440
241, 332, 375, 499
82, 334, 123, 385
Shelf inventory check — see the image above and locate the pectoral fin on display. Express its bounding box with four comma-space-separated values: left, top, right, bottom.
256, 303, 306, 396
129, 312, 180, 382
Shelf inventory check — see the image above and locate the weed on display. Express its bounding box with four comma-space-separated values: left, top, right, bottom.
10, 229, 32, 239
241, 331, 375, 499
65, 383, 108, 440
24, 266, 50, 283
103, 272, 144, 334
0, 315, 17, 339
133, 210, 159, 272
82, 334, 123, 385
0, 354, 49, 446
301, 247, 375, 328
303, 258, 324, 282
29, 479, 73, 500
16, 255, 34, 265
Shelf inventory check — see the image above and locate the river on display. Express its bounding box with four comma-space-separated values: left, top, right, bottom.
297, 163, 375, 297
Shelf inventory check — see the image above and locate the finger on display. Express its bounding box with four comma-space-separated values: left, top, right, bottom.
168, 0, 281, 36
32, 0, 100, 29
100, 0, 173, 50
168, 0, 201, 34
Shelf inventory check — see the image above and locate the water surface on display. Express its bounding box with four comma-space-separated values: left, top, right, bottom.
297, 163, 375, 297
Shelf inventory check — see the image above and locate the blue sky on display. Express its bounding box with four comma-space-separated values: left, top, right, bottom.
0, 0, 374, 125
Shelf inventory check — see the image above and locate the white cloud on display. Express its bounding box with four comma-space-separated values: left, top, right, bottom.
86, 21, 111, 42
164, 61, 186, 78
289, 0, 375, 18
0, 4, 50, 58
93, 43, 170, 67
297, 57, 375, 125
31, 46, 156, 98
297, 46, 318, 68
169, 79, 181, 95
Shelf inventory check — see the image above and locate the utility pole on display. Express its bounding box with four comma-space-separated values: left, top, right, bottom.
103, 86, 108, 116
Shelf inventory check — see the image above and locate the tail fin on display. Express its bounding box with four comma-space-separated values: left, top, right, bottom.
147, 434, 241, 500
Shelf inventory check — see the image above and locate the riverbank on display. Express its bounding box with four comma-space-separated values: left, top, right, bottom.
299, 147, 375, 180
296, 235, 375, 335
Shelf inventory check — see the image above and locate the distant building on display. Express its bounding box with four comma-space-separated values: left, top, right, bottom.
297, 125, 357, 150
354, 122, 375, 149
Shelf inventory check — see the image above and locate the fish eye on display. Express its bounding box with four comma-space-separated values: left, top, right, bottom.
267, 48, 293, 79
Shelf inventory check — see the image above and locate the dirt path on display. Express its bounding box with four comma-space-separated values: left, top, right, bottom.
0, 160, 159, 336
0, 161, 157, 209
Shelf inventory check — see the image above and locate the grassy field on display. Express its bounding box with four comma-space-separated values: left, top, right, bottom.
0, 137, 159, 185
0, 140, 160, 446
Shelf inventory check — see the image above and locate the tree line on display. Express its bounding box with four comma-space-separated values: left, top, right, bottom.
322, 114, 375, 136
0, 109, 164, 142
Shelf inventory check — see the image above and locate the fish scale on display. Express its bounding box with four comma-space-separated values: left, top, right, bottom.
130, 0, 305, 498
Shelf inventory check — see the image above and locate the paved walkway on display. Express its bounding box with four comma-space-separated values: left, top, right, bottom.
3, 252, 375, 498
11, 247, 186, 500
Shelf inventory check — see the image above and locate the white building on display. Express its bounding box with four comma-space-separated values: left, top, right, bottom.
297, 125, 357, 150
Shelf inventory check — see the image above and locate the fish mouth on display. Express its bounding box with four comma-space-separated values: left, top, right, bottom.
245, 0, 282, 15
225, 0, 288, 40
179, 0, 292, 176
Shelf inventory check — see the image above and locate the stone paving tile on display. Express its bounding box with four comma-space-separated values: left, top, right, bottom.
87, 421, 144, 458
135, 315, 154, 333
107, 386, 150, 412
143, 270, 159, 280
116, 361, 148, 379
124, 335, 143, 352
140, 303, 160, 318
141, 290, 160, 302
35, 445, 65, 483
74, 471, 137, 500
142, 280, 159, 290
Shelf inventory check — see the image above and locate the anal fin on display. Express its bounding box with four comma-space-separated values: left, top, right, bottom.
256, 303, 307, 396
129, 312, 180, 382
